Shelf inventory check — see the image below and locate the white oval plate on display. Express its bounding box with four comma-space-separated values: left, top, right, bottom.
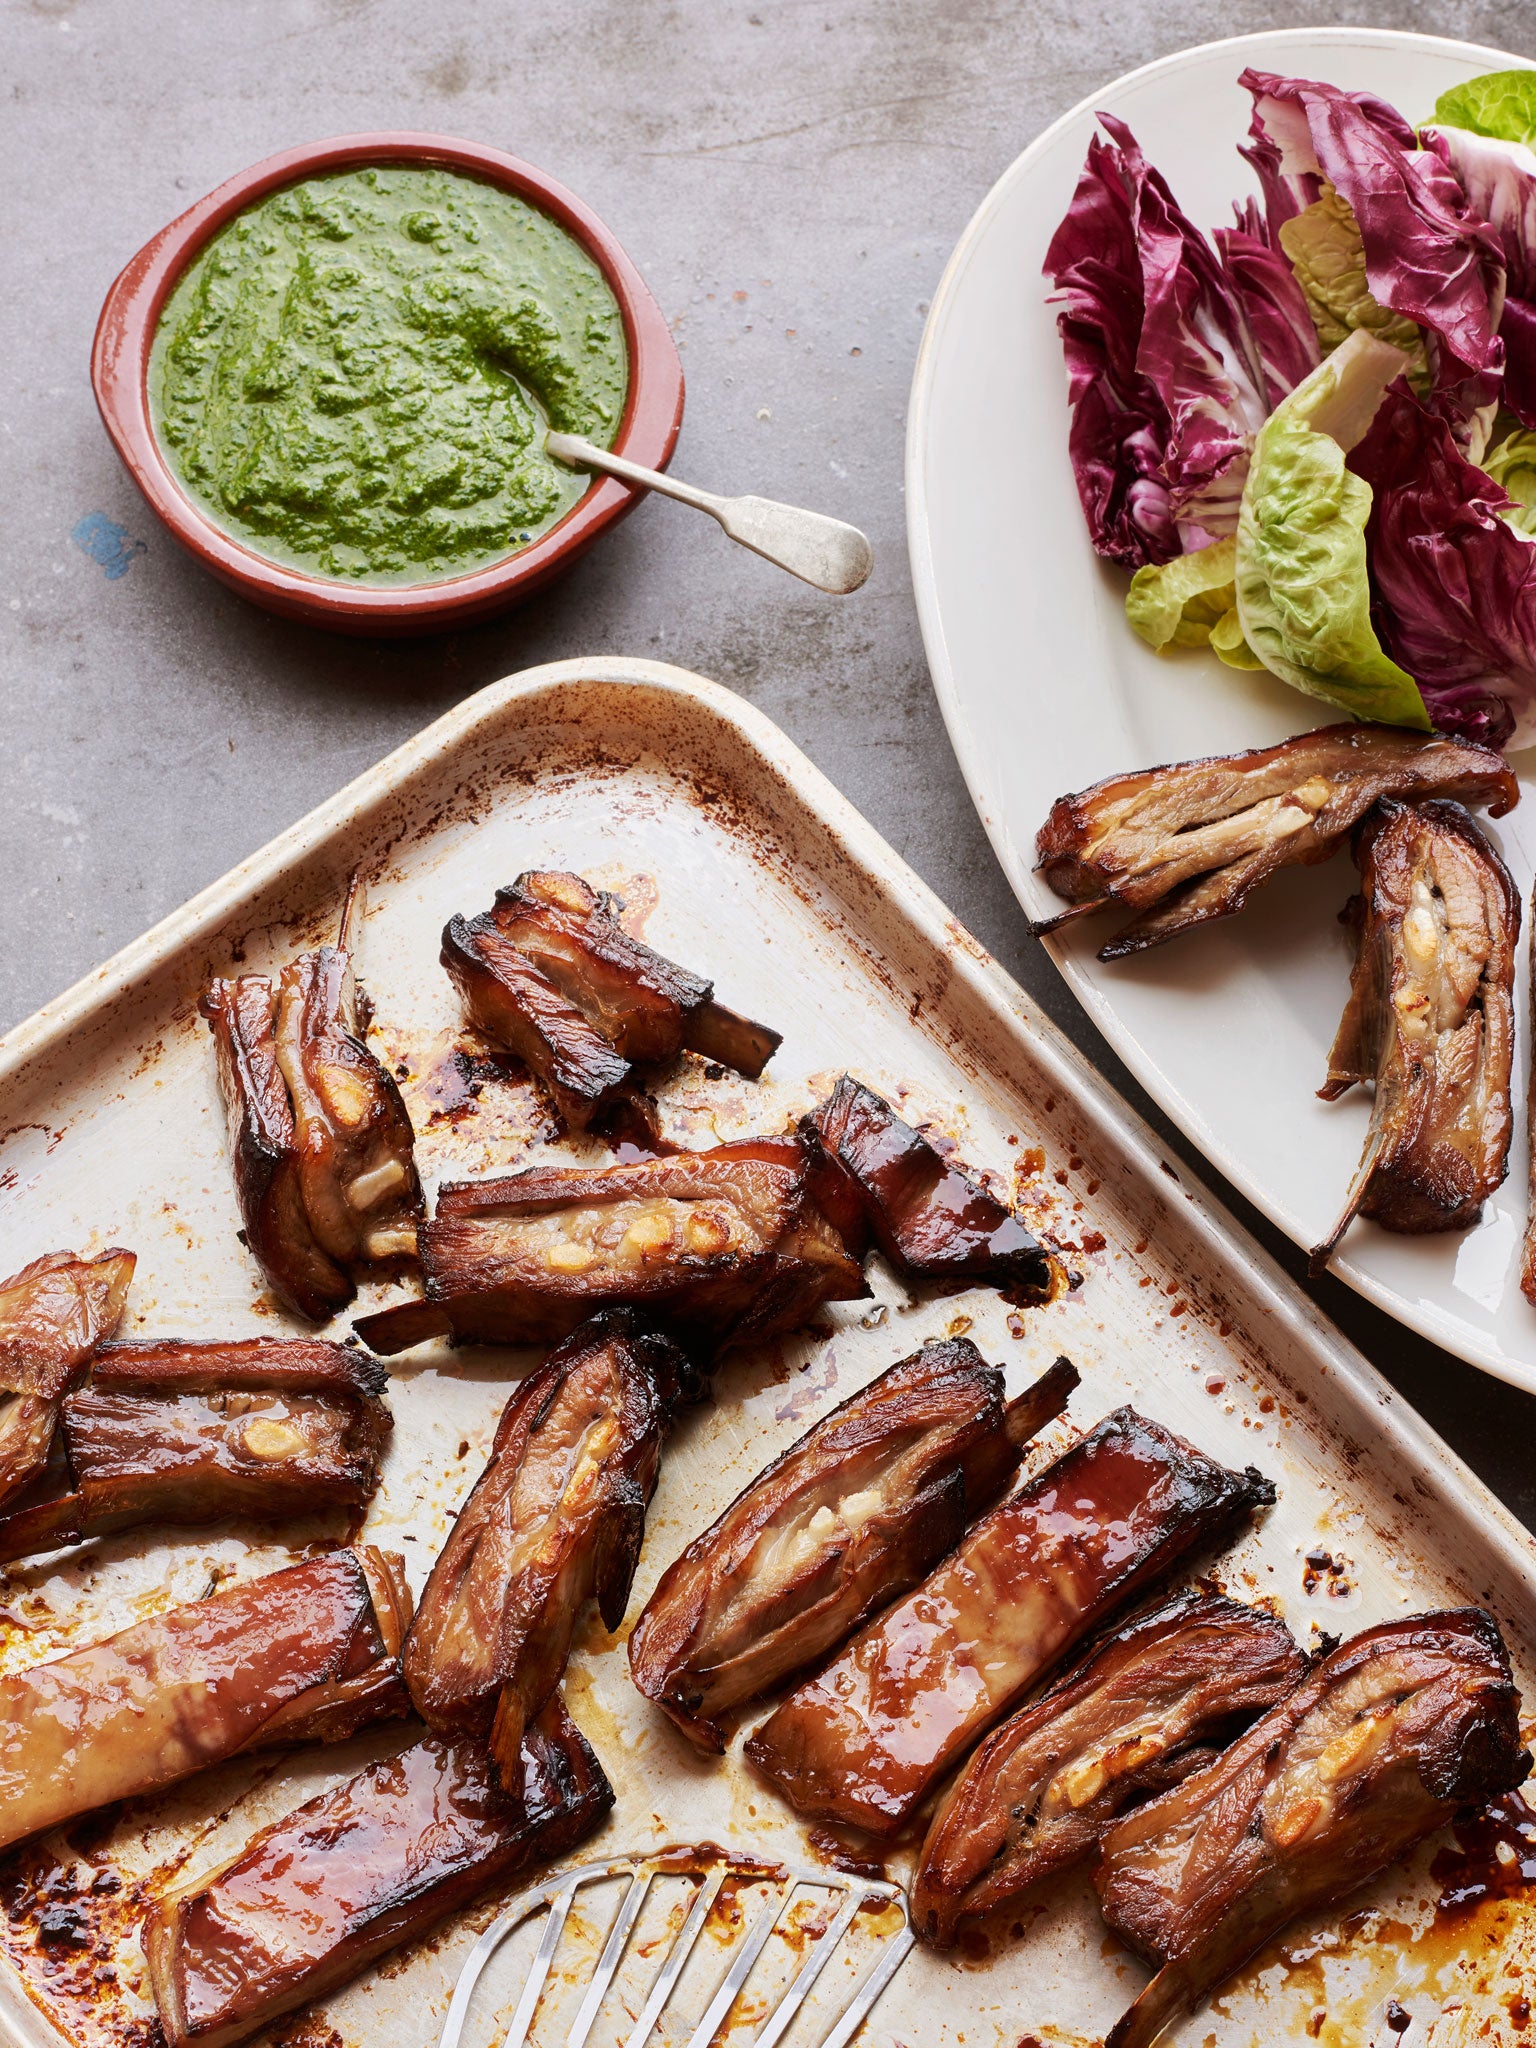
908, 27, 1536, 1394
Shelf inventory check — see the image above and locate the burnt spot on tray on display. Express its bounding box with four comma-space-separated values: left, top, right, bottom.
1301, 1548, 1354, 1600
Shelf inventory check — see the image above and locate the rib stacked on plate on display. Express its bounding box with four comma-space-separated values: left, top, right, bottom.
1034, 722, 1536, 1278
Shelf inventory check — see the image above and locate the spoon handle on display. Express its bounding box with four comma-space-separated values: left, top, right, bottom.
546, 431, 873, 595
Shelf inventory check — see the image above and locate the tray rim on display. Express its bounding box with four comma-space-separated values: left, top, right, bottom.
3, 654, 1535, 2048
903, 24, 1536, 1397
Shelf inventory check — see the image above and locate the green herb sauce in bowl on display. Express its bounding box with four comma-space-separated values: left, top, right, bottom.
149, 164, 629, 585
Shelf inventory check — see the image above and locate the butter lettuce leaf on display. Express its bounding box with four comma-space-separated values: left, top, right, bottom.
1234, 329, 1429, 728
1432, 70, 1536, 147
1481, 427, 1536, 534
1278, 183, 1427, 374
1126, 538, 1239, 649
1211, 605, 1266, 669
1126, 538, 1263, 667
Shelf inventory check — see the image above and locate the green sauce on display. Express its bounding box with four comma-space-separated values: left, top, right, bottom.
149, 165, 629, 584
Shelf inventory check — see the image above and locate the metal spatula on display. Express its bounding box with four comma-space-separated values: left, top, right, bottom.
438, 1844, 913, 2048
547, 433, 874, 595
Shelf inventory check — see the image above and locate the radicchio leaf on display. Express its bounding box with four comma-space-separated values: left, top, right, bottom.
1044, 126, 1180, 566
1045, 114, 1305, 567
1240, 76, 1419, 233
1349, 384, 1536, 747
1427, 123, 1536, 426
1241, 69, 1505, 454
1213, 224, 1321, 402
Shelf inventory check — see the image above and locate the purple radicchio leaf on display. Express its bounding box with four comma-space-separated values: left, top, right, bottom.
1348, 383, 1536, 748
1240, 76, 1418, 235
1213, 223, 1321, 404
1240, 70, 1505, 452
1427, 122, 1536, 426
1044, 113, 1274, 567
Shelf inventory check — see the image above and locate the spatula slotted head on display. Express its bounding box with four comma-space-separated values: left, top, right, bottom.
438, 1845, 913, 2048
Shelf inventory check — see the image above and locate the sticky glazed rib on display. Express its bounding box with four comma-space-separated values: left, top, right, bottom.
88, 1335, 389, 1398
201, 881, 422, 1321
629, 1344, 1079, 1752
805, 1077, 1056, 1297
0, 1248, 135, 1511
1096, 1609, 1530, 2048
442, 904, 631, 1132
146, 1695, 612, 2048
1034, 725, 1518, 960
745, 1409, 1275, 1836
911, 1592, 1307, 1947
354, 1134, 868, 1357
0, 1338, 392, 1563
1312, 800, 1518, 1272
0, 1546, 412, 1854
201, 973, 349, 1322
273, 933, 422, 1266
405, 1310, 686, 1789
442, 869, 782, 1134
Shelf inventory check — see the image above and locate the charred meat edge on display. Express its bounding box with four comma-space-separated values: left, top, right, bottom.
911, 1590, 1307, 1946
805, 1075, 1055, 1295
201, 880, 422, 1321
145, 1693, 612, 2048
1095, 1608, 1530, 2048
0, 1248, 135, 1513
0, 1338, 393, 1564
487, 869, 781, 1074
404, 1309, 685, 1792
1033, 725, 1518, 960
630, 1343, 1078, 1751
354, 1134, 869, 1358
1311, 799, 1519, 1273
441, 869, 781, 1135
442, 908, 632, 1132
745, 1408, 1275, 1836
0, 1545, 412, 1854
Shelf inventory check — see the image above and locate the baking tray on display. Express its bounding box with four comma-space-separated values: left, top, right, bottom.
0, 656, 1533, 2048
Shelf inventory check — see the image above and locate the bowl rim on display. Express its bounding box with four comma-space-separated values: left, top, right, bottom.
91, 131, 684, 623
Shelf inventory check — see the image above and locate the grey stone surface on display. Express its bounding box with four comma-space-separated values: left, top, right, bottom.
5, 0, 1536, 1525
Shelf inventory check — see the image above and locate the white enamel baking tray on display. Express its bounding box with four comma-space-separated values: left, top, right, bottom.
906, 27, 1536, 1397
0, 658, 1533, 2048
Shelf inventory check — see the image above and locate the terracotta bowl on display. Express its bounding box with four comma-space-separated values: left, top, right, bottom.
92, 133, 684, 635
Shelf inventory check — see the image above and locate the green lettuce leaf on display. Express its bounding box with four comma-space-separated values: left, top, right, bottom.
1481, 426, 1536, 535
1126, 538, 1237, 649
1211, 606, 1265, 669
1234, 328, 1430, 727
1126, 537, 1262, 667
1432, 70, 1536, 147
1279, 183, 1428, 386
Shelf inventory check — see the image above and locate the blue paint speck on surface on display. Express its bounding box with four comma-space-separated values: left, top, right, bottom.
72, 513, 146, 580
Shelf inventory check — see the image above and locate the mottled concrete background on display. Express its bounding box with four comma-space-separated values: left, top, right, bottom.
6, 0, 1536, 1517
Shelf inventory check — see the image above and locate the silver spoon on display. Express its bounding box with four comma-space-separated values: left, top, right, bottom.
546, 430, 873, 594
